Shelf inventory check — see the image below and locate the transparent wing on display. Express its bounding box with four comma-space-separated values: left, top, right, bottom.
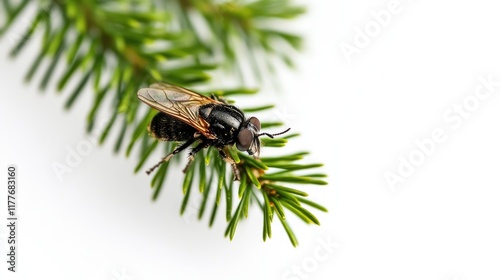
137, 83, 223, 139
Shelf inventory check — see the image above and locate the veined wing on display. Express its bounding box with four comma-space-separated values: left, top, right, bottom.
137, 83, 224, 139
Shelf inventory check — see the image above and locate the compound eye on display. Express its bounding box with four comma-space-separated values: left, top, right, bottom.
236, 129, 253, 151
249, 117, 261, 131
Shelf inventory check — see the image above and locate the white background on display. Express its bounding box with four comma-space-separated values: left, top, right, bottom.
1, 0, 500, 279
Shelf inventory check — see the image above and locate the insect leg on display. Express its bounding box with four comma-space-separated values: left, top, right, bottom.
146, 138, 196, 175
218, 150, 240, 181
182, 140, 212, 173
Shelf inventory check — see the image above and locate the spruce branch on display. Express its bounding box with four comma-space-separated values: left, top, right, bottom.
1, 0, 327, 246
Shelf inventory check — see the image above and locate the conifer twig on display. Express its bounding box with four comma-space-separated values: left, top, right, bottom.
1, 0, 327, 246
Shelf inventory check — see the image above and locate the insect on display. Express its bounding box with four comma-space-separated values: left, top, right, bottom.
137, 83, 290, 180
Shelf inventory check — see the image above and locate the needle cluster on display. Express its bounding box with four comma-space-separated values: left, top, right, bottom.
1, 0, 327, 246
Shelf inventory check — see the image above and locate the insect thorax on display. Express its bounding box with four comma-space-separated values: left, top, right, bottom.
199, 104, 245, 145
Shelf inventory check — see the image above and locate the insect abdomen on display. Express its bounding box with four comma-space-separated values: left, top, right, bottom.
149, 112, 197, 141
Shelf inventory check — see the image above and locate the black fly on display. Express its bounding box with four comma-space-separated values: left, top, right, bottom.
137, 83, 290, 180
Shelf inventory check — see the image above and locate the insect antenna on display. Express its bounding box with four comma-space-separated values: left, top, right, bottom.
257, 128, 291, 139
